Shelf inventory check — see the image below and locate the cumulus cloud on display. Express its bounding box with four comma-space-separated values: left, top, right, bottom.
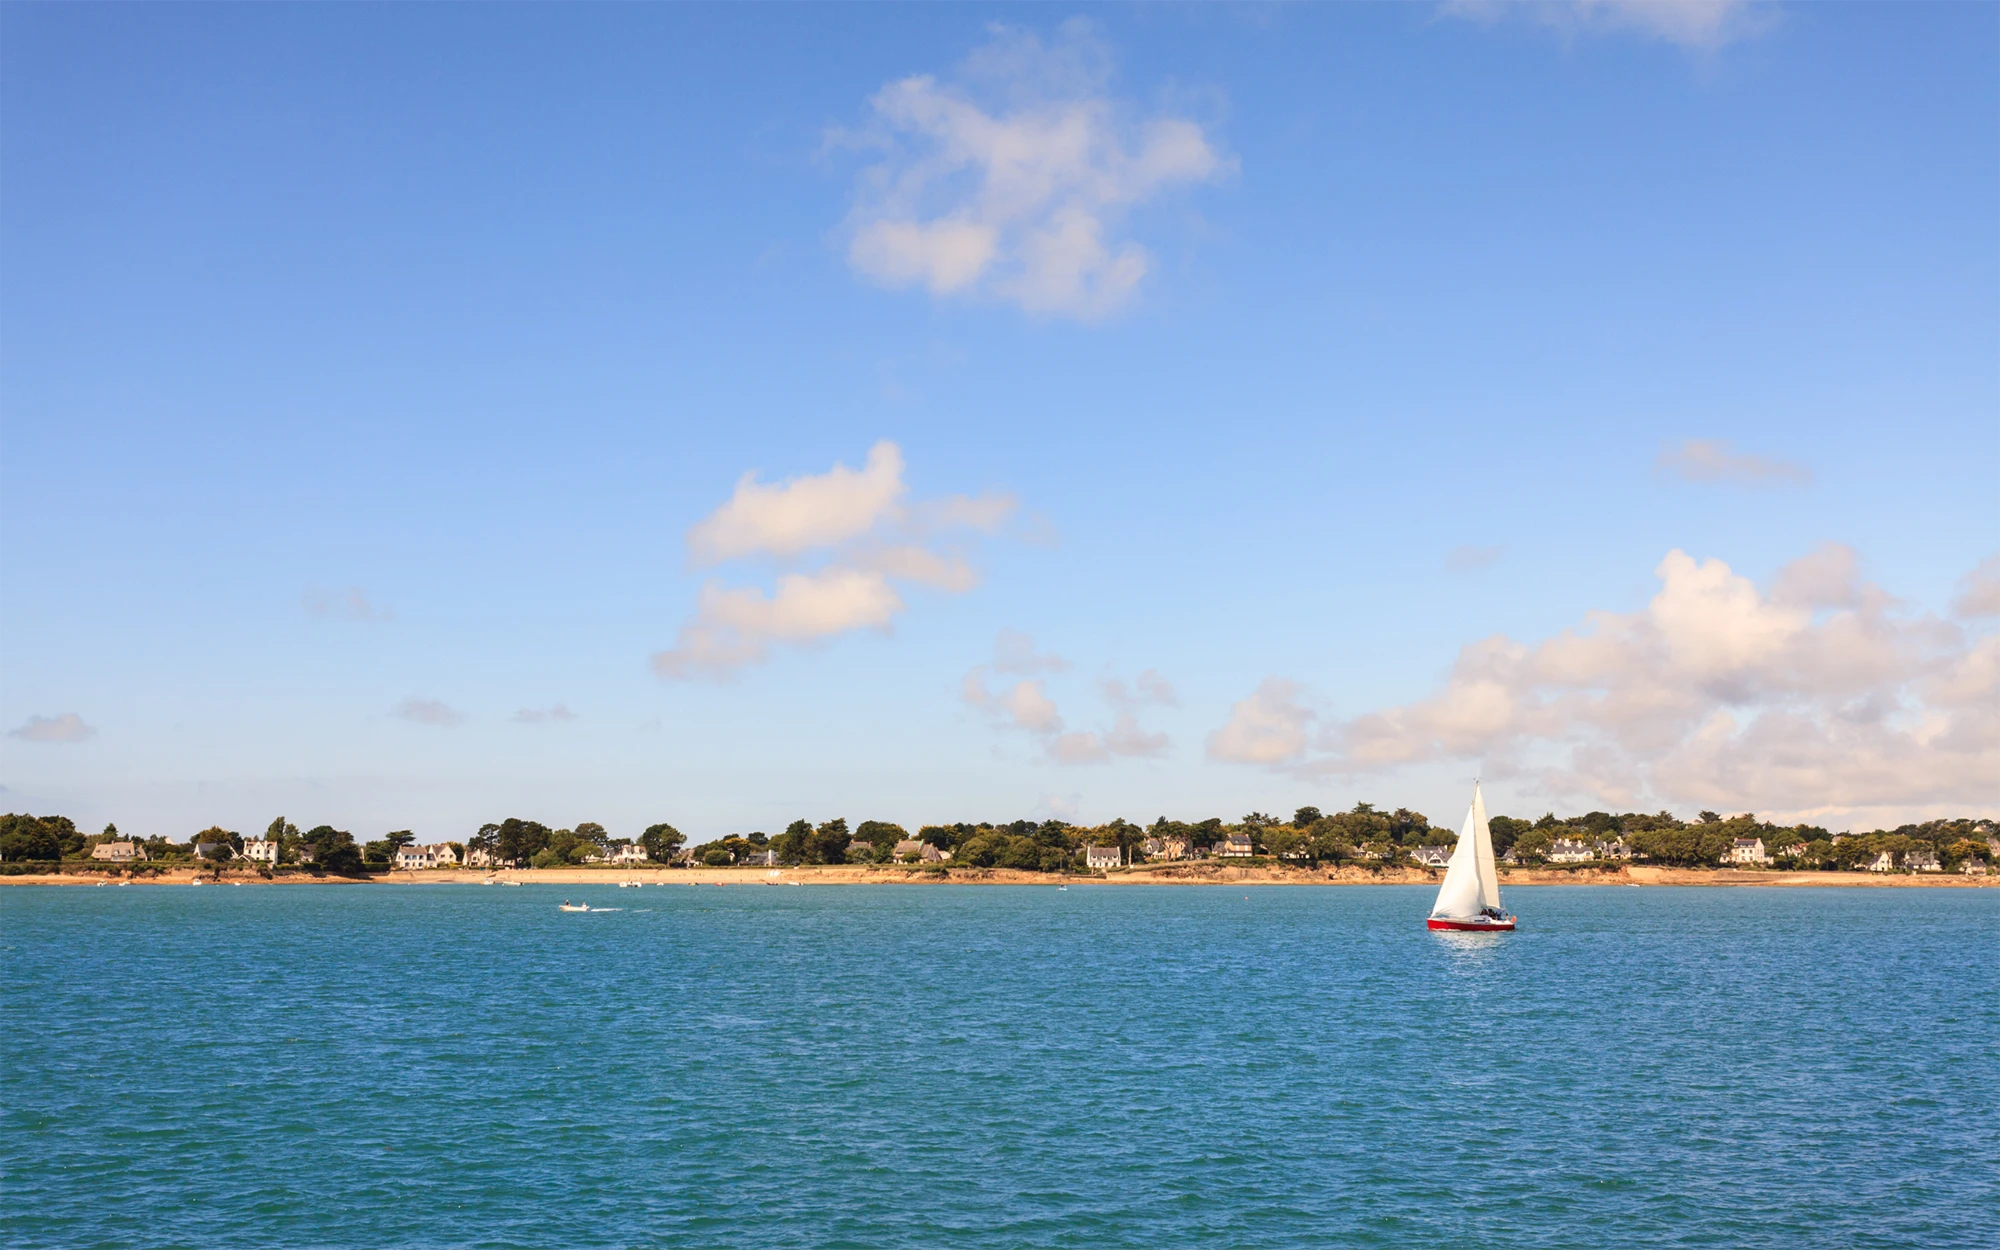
396, 698, 464, 728
1206, 678, 1314, 765
1655, 438, 1812, 486
964, 633, 1173, 763
9, 713, 96, 744
303, 587, 392, 622
1953, 552, 2000, 618
837, 19, 1233, 320
655, 441, 1016, 678
1219, 544, 1996, 825
1443, 1, 1769, 50
514, 704, 577, 725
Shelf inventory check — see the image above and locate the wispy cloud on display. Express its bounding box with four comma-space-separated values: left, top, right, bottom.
655, 441, 1015, 678
303, 587, 393, 622
1953, 552, 2000, 619
964, 633, 1174, 764
396, 698, 464, 728
9, 713, 97, 744
1442, 1, 1772, 50
1206, 678, 1313, 765
836, 19, 1234, 320
1445, 544, 1506, 573
1211, 543, 2000, 826
514, 704, 578, 725
1655, 438, 1812, 487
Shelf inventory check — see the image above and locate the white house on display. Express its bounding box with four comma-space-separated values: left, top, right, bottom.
1903, 850, 1942, 873
920, 844, 950, 863
892, 840, 924, 859
1548, 838, 1595, 864
1729, 838, 1770, 865
241, 838, 279, 864
90, 840, 146, 862
464, 846, 493, 868
1595, 840, 1633, 860
1866, 851, 1895, 872
1084, 845, 1122, 869
1413, 845, 1452, 868
1220, 833, 1255, 859
609, 843, 649, 865
395, 844, 434, 870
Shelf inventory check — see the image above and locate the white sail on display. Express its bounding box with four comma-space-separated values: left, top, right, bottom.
1430, 801, 1484, 919
1430, 782, 1502, 919
1471, 782, 1502, 911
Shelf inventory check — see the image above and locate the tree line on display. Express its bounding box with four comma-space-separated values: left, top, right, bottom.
3, 806, 1993, 874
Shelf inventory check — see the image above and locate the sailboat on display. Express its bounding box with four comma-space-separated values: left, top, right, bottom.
1427, 782, 1517, 932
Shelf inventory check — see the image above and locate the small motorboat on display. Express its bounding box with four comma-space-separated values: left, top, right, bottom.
618, 880, 641, 889
559, 901, 590, 912
501, 880, 522, 887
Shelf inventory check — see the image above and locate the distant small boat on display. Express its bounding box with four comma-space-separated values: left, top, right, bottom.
501, 880, 522, 887
618, 880, 641, 888
559, 901, 590, 912
1057, 885, 1068, 892
1427, 782, 1517, 932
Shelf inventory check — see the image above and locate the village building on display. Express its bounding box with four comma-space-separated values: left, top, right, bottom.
240, 838, 279, 864
295, 843, 317, 864
463, 846, 491, 868
740, 849, 776, 867
90, 840, 146, 862
1963, 860, 1988, 877
1220, 833, 1255, 858
1729, 838, 1771, 865
194, 842, 232, 861
1594, 839, 1633, 860
1903, 850, 1942, 873
609, 843, 649, 865
920, 843, 950, 863
1548, 838, 1595, 864
1413, 845, 1452, 868
1084, 845, 1122, 869
892, 840, 924, 859
1141, 837, 1165, 860
1866, 851, 1895, 872
395, 844, 434, 870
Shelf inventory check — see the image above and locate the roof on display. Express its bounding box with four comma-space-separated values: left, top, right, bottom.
1732, 838, 1763, 848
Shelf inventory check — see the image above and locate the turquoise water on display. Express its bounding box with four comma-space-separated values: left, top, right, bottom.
3, 883, 1995, 1248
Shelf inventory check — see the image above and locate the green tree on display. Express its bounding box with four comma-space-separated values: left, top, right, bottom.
1292, 806, 1323, 828
640, 823, 685, 863
771, 819, 813, 865
385, 830, 416, 851
807, 818, 851, 865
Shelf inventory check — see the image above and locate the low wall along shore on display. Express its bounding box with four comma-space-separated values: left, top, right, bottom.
3, 862, 1991, 887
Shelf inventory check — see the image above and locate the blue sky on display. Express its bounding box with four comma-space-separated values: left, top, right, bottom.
3, 2, 1995, 841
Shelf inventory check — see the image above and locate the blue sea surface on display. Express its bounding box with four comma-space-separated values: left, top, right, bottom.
3, 882, 1995, 1248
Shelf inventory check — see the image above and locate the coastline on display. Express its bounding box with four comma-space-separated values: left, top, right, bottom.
4, 864, 1992, 888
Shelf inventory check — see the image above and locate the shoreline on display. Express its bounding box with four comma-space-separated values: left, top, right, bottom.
3, 864, 1991, 888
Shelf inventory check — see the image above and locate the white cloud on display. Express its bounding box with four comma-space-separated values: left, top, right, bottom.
514, 704, 578, 725
1241, 545, 1996, 826
396, 698, 464, 728
1954, 552, 2000, 618
1655, 438, 1812, 486
655, 442, 1016, 678
1446, 544, 1506, 573
9, 713, 96, 744
838, 19, 1233, 320
687, 441, 908, 564
964, 633, 1173, 763
1444, 1, 1769, 50
303, 587, 392, 622
1206, 678, 1314, 764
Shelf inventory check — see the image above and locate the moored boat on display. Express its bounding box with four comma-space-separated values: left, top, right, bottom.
1427, 782, 1516, 932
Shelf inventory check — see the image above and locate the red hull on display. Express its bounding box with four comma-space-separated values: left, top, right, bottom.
1427, 916, 1516, 932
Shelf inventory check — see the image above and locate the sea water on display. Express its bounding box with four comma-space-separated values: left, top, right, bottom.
2, 883, 1994, 1248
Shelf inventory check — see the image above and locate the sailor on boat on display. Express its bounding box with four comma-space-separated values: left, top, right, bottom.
1426, 782, 1518, 932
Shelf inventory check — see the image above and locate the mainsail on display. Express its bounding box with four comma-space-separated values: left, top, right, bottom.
1431, 782, 1503, 919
